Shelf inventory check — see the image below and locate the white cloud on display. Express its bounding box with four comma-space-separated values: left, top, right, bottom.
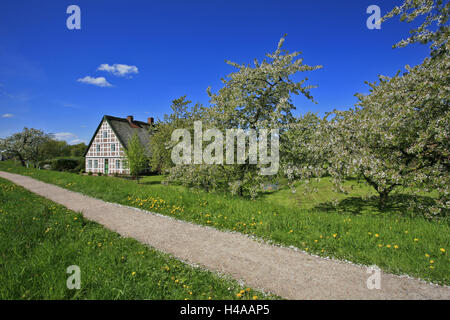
97, 64, 138, 77
52, 132, 76, 140
77, 76, 112, 87
70, 139, 86, 144
2, 113, 14, 118
52, 132, 86, 145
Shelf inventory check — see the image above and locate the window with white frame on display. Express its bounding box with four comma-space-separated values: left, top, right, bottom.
103, 131, 108, 138
94, 160, 98, 169
88, 160, 92, 168
116, 159, 120, 169
111, 144, 116, 152
96, 144, 100, 152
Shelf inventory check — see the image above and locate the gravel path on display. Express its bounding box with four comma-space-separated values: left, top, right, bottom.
1, 171, 449, 300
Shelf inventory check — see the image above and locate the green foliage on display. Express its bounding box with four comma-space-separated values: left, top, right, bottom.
285, 55, 449, 214
69, 143, 87, 157
40, 140, 71, 159
149, 123, 174, 174
382, 0, 449, 56
0, 129, 87, 168
0, 178, 272, 299
50, 158, 80, 172
123, 133, 148, 182
149, 96, 203, 174
40, 140, 87, 159
283, 2, 449, 213
281, 112, 324, 182
207, 35, 321, 130
0, 128, 51, 166
166, 35, 322, 197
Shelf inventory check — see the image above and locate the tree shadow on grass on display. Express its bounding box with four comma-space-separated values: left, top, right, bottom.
313, 194, 439, 218
139, 180, 162, 186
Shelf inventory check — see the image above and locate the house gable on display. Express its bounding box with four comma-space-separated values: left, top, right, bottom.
84, 115, 153, 174
84, 118, 126, 159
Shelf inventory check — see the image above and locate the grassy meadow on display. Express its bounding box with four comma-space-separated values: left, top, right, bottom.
0, 161, 448, 286
0, 177, 274, 300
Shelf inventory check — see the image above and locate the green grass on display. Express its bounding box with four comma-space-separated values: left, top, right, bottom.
0, 161, 448, 285
0, 177, 274, 300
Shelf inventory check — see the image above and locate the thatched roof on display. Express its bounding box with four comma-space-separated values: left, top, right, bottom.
84, 115, 152, 156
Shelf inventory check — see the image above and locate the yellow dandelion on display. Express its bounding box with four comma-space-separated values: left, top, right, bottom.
425, 253, 430, 258
414, 238, 419, 242
394, 245, 399, 249
236, 293, 242, 298
386, 244, 391, 248
375, 234, 379, 238
430, 260, 434, 264
253, 296, 258, 300
131, 272, 136, 276
440, 248, 446, 253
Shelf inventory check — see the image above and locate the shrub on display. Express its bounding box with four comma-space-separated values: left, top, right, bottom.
88, 171, 93, 176
74, 160, 85, 173
50, 158, 80, 171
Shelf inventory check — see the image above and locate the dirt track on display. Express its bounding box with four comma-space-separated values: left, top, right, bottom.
1, 171, 449, 300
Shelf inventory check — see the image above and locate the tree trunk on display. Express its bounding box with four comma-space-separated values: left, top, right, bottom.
17, 154, 26, 166
379, 191, 390, 210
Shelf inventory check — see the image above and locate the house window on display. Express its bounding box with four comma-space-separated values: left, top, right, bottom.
116, 159, 120, 169
103, 131, 108, 138
111, 144, 116, 152
88, 160, 92, 169
94, 160, 98, 169
96, 144, 100, 152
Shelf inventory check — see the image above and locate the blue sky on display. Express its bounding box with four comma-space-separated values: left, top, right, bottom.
0, 0, 430, 144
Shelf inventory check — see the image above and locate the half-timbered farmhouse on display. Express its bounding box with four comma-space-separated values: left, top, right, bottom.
84, 115, 153, 175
